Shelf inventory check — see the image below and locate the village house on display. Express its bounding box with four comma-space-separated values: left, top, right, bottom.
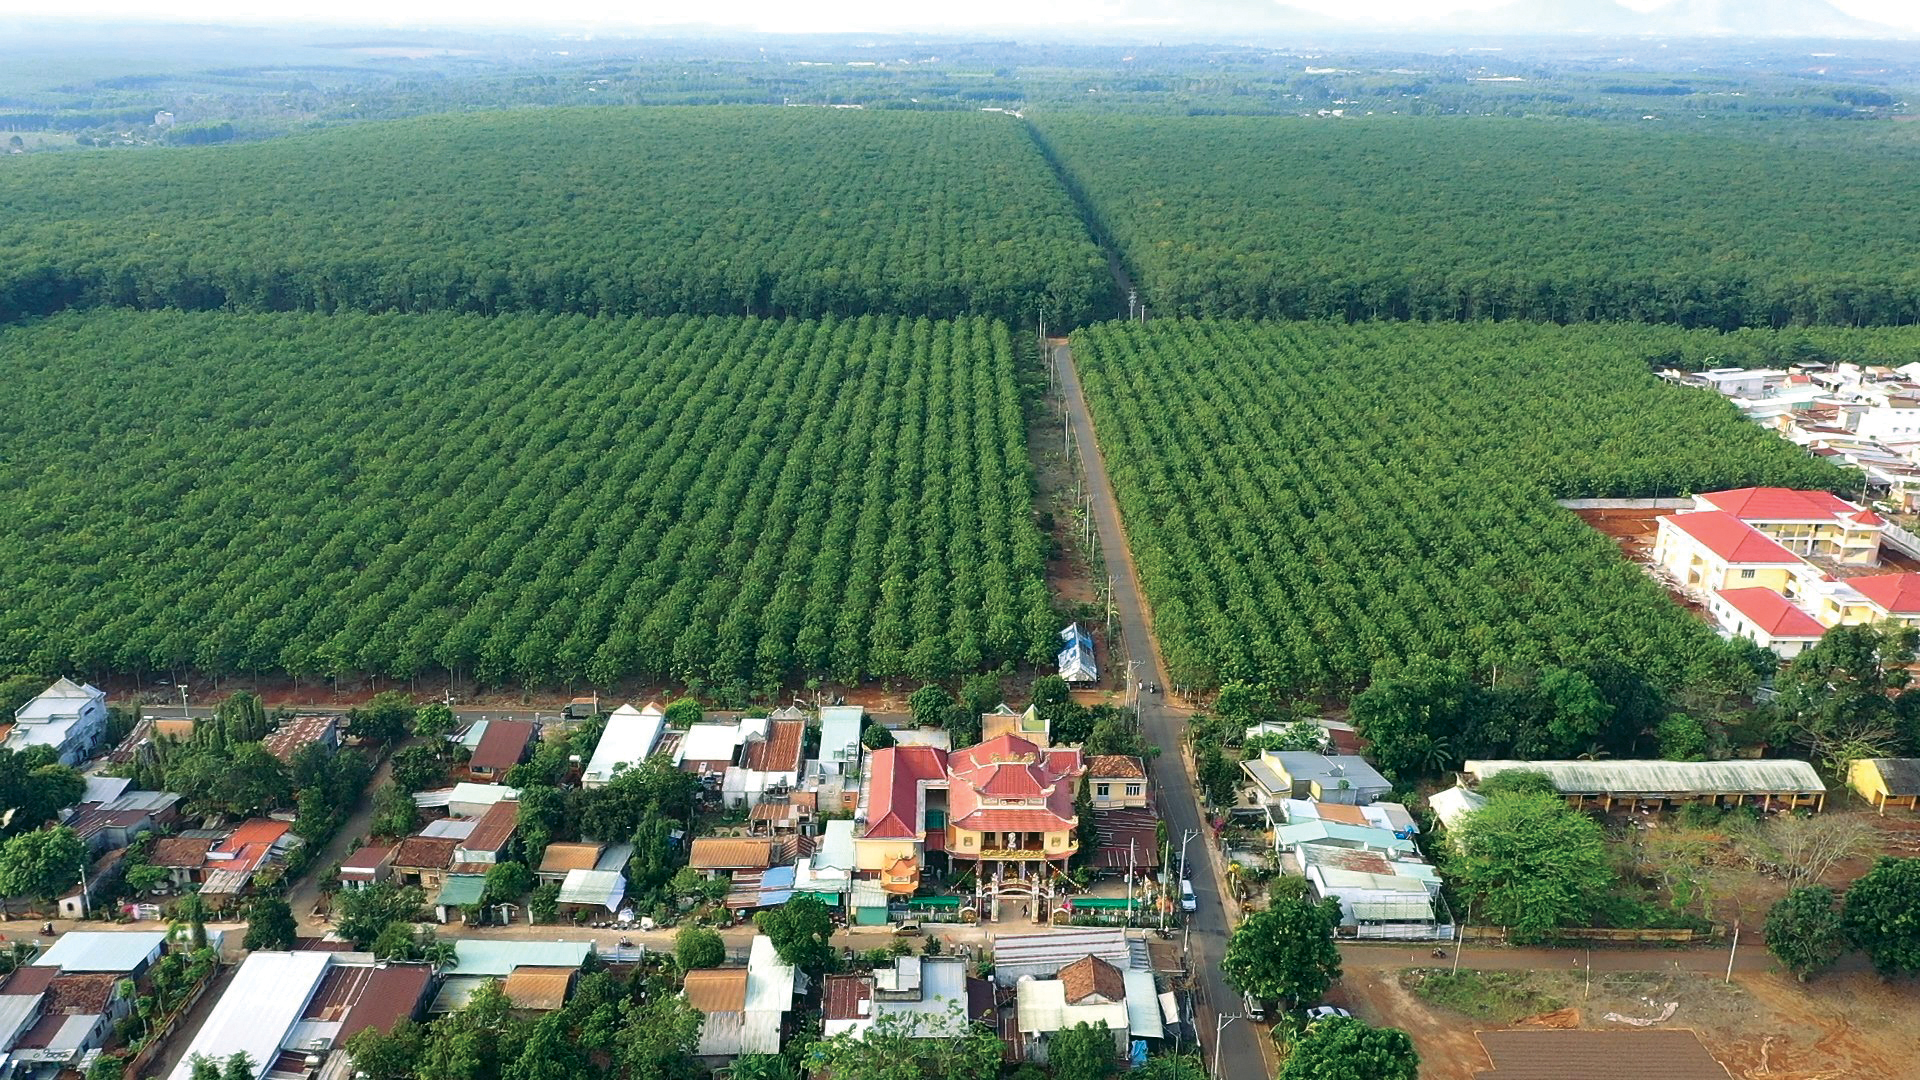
581, 703, 665, 788
433, 940, 593, 1014
165, 951, 433, 1080
463, 719, 535, 783
6, 679, 109, 767
1239, 751, 1392, 810
723, 717, 807, 809
1847, 757, 1920, 814
338, 844, 394, 890
390, 835, 459, 891
1010, 954, 1162, 1065
821, 955, 993, 1039
260, 714, 341, 764
1087, 756, 1148, 810
535, 841, 633, 887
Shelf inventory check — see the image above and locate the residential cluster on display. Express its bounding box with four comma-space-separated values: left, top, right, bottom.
1652, 486, 1920, 657
1667, 362, 1920, 508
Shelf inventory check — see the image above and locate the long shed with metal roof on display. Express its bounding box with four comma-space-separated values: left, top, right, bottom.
1463, 759, 1825, 812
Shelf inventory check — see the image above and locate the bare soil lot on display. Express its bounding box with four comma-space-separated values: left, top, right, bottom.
1337, 965, 1920, 1080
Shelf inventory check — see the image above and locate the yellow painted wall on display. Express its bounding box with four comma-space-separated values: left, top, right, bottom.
854, 837, 919, 872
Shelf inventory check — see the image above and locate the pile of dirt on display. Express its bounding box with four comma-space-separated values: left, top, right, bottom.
1517, 1007, 1581, 1028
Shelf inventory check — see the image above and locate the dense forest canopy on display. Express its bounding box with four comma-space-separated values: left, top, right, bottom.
0, 106, 1116, 326
1033, 115, 1920, 328
1070, 319, 1861, 694
0, 311, 1057, 692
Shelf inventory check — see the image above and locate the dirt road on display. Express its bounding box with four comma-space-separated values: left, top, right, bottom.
1054, 340, 1269, 1079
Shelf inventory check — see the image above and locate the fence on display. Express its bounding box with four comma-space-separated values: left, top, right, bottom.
1459, 926, 1709, 944
121, 965, 219, 1080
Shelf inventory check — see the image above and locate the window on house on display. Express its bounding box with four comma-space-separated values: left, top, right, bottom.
1126, 784, 1142, 797
1740, 568, 1756, 579
1096, 784, 1110, 798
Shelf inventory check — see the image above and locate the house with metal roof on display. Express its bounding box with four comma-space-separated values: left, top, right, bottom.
431, 940, 595, 1014
260, 715, 341, 765
815, 706, 866, 778
464, 720, 534, 783
338, 844, 394, 891
581, 703, 665, 789
33, 932, 166, 977
557, 869, 627, 915
1011, 954, 1160, 1065
743, 936, 802, 1056
165, 953, 431, 1080
723, 718, 807, 809
1273, 819, 1418, 857
1463, 759, 1827, 812
8, 679, 108, 767
413, 782, 520, 819
821, 956, 991, 1040
1241, 751, 1391, 810
676, 723, 745, 778
164, 951, 333, 1080
990, 928, 1148, 987
452, 799, 519, 867
683, 968, 749, 1059
1427, 784, 1490, 843
501, 967, 577, 1013
1849, 757, 1920, 814
1057, 623, 1098, 684
1291, 845, 1444, 938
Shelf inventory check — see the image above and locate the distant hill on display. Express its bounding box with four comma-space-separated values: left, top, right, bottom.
1101, 0, 1905, 40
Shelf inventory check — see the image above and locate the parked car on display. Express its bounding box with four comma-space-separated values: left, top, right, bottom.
1305, 1005, 1352, 1022
892, 921, 924, 936
1242, 992, 1267, 1022
1180, 879, 1197, 912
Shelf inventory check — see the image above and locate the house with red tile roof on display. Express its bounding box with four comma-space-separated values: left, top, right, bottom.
1690, 487, 1884, 565
1653, 511, 1807, 597
854, 733, 1083, 915
1708, 588, 1828, 659
198, 819, 298, 909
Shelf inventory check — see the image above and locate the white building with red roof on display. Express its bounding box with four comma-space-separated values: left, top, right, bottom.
1689, 487, 1884, 564
1708, 588, 1829, 659
1653, 510, 1808, 597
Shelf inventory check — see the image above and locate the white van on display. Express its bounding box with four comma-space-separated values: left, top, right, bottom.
1179, 879, 1197, 912
1242, 992, 1267, 1022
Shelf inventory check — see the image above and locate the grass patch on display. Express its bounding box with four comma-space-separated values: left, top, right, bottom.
1403, 969, 1567, 1025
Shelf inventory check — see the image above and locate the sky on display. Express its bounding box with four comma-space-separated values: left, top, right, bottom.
2, 0, 1917, 34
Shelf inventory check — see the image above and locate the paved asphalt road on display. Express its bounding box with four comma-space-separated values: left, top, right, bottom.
1055, 341, 1268, 1079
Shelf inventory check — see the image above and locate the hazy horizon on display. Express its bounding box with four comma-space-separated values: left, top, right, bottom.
3, 0, 1919, 38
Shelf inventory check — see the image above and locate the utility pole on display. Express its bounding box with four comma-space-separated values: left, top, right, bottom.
1128, 288, 1137, 321
1453, 900, 1470, 975
178, 685, 189, 717
1177, 828, 1199, 956
1726, 920, 1739, 983
1126, 660, 1140, 710
1212, 1012, 1242, 1078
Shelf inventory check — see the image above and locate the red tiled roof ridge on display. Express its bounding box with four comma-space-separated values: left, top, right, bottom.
1664, 511, 1803, 564
1714, 588, 1826, 639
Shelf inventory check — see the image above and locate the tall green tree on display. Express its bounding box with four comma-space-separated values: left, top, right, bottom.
1221, 895, 1343, 1009
1048, 1021, 1117, 1080
1448, 791, 1613, 943
1279, 1016, 1419, 1080
1765, 885, 1847, 981
755, 894, 835, 975
345, 1020, 426, 1080
0, 825, 84, 904
348, 692, 417, 744
615, 991, 704, 1080
243, 895, 297, 951
806, 1009, 1000, 1080
1772, 623, 1920, 770
674, 926, 726, 971
337, 883, 424, 950
1843, 856, 1920, 976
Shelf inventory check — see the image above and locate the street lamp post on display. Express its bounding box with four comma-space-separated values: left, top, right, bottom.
1176, 828, 1199, 953
1212, 1011, 1242, 1078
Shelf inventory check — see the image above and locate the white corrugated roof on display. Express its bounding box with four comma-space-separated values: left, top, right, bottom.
165, 951, 332, 1080
1464, 759, 1824, 797
0, 993, 43, 1048
582, 706, 665, 787
33, 931, 166, 973
1015, 977, 1129, 1035
677, 723, 742, 764
557, 869, 626, 911
1428, 784, 1489, 831
1123, 970, 1163, 1039
451, 939, 592, 977
815, 819, 855, 872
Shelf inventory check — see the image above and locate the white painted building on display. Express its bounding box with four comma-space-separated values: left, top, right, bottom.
9, 679, 108, 766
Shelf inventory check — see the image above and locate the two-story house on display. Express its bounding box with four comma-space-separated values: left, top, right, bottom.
8, 679, 109, 767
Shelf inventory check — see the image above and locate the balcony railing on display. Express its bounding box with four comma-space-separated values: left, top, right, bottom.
972, 841, 1077, 860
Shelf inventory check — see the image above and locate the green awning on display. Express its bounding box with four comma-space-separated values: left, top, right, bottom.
436, 874, 487, 907
907, 896, 962, 909
1070, 897, 1136, 910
